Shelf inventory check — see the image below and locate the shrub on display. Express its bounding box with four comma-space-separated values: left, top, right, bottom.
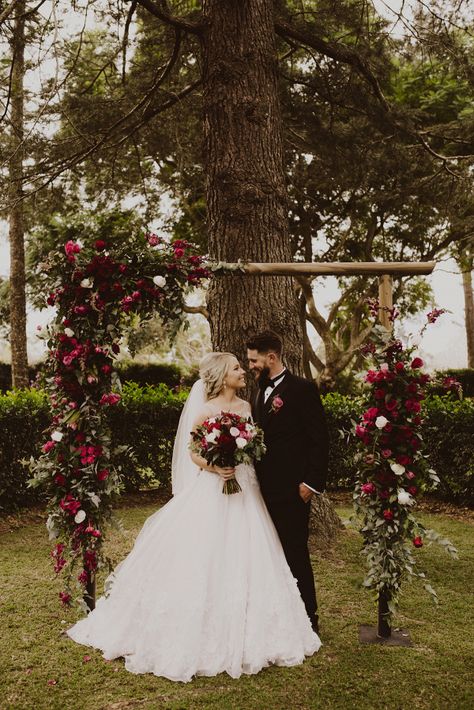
0, 389, 50, 511
432, 369, 474, 398
1, 387, 472, 513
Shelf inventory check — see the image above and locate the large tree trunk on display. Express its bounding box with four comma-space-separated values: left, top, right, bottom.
8, 0, 29, 389
202, 0, 303, 377
461, 252, 474, 368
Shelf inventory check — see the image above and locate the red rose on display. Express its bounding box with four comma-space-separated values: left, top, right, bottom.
59, 591, 72, 606
361, 482, 376, 495
383, 509, 394, 521
385, 399, 398, 411
408, 486, 418, 496
54, 474, 66, 486
394, 362, 405, 372
97, 468, 109, 481
375, 388, 385, 400
95, 239, 107, 251
411, 357, 423, 369
363, 407, 379, 421
413, 536, 423, 548
381, 448, 392, 459
43, 440, 56, 454
174, 247, 185, 258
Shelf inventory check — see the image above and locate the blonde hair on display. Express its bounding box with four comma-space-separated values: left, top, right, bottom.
199, 352, 236, 400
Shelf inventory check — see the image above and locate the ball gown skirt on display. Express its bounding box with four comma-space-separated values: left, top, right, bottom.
67, 464, 321, 682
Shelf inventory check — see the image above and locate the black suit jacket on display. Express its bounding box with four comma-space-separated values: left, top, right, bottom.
252, 371, 329, 501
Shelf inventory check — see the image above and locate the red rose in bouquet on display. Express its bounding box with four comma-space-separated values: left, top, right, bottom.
190, 412, 266, 494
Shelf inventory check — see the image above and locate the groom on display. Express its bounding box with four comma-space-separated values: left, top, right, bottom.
247, 331, 329, 634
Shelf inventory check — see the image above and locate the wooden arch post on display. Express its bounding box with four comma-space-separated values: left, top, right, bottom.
220, 259, 436, 643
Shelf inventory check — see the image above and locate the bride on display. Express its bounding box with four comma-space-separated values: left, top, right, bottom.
67, 352, 321, 682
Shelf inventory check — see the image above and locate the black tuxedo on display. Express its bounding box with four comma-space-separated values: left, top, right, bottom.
252, 371, 329, 624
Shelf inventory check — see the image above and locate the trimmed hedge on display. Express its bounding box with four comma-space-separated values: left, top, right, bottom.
0, 387, 472, 513
0, 361, 192, 392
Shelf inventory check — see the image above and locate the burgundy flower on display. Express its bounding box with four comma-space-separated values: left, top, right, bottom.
375, 388, 385, 400
383, 509, 394, 521
381, 448, 392, 459
361, 482, 376, 495
59, 591, 72, 606
363, 407, 379, 421
411, 357, 423, 369
97, 468, 109, 481
394, 362, 405, 372
408, 486, 418, 496
147, 234, 160, 246
54, 473, 66, 486
95, 239, 107, 251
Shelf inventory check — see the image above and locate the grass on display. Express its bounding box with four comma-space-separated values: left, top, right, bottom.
1, 496, 473, 710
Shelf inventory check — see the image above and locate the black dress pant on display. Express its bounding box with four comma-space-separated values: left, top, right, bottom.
263, 493, 318, 621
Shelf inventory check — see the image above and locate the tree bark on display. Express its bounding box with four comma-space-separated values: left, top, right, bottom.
201, 0, 303, 379
8, 0, 29, 390
461, 253, 474, 368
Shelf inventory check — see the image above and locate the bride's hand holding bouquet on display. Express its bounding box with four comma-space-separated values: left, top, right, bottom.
190, 412, 266, 494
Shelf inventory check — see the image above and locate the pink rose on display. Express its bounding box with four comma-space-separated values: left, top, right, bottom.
405, 470, 416, 480
361, 482, 376, 495
43, 441, 56, 453
147, 234, 160, 246
270, 395, 284, 414
381, 449, 392, 459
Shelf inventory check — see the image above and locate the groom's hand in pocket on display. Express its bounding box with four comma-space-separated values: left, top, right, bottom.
299, 483, 314, 503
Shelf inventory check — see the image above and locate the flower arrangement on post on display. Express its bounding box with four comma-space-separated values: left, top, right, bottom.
353, 307, 458, 623
27, 231, 209, 610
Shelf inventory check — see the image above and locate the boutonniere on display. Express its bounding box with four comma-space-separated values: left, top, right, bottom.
270, 395, 284, 414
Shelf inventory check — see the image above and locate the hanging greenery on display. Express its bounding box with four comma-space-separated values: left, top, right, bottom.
26, 230, 208, 608
353, 307, 458, 618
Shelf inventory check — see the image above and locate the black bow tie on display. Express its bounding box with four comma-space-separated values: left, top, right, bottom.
258, 374, 284, 391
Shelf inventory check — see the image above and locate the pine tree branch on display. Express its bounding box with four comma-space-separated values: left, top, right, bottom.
134, 0, 203, 35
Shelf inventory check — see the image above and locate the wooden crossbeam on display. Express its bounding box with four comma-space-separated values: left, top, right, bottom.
237, 262, 436, 276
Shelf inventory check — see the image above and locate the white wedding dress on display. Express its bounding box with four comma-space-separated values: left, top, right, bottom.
67, 383, 320, 682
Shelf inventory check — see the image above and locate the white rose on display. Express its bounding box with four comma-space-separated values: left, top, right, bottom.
64, 328, 74, 338
51, 431, 63, 442
375, 416, 388, 429
74, 510, 86, 524
80, 278, 92, 288
235, 437, 247, 449
229, 427, 240, 437
380, 362, 389, 372
205, 431, 218, 443
397, 489, 415, 506
153, 275, 167, 288
390, 462, 405, 476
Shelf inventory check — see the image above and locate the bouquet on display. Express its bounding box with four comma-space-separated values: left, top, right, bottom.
190, 412, 266, 494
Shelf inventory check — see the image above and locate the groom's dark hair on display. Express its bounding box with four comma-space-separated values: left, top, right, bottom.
246, 330, 283, 356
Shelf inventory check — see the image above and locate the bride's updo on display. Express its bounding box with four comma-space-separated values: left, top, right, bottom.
199, 352, 235, 400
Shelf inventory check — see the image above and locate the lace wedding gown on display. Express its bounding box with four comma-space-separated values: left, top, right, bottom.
67, 462, 321, 682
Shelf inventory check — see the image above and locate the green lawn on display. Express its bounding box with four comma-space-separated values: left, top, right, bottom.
1, 497, 473, 710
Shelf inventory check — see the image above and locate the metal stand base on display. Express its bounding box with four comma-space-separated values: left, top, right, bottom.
359, 624, 413, 646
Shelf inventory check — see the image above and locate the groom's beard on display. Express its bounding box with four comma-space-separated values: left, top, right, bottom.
254, 366, 270, 382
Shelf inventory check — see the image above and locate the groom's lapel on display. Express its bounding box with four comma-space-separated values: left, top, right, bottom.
263, 373, 291, 420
